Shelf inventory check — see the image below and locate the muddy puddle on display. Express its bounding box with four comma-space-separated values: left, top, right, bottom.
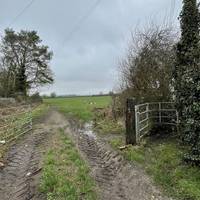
71, 120, 170, 200
79, 122, 97, 139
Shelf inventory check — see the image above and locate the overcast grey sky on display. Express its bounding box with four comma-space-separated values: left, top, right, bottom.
0, 0, 182, 95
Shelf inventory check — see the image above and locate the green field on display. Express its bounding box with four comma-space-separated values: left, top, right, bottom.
44, 96, 111, 121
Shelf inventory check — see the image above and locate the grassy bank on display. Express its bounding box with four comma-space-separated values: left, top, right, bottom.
44, 96, 111, 121
110, 136, 200, 200
40, 129, 97, 200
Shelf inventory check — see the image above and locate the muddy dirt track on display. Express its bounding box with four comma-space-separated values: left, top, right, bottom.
0, 109, 171, 200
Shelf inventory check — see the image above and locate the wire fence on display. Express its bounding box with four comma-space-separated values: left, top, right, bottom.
0, 105, 32, 145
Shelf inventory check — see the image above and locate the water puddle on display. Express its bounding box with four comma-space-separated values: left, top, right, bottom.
79, 122, 96, 139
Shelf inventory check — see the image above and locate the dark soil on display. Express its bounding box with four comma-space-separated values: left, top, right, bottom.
0, 130, 48, 200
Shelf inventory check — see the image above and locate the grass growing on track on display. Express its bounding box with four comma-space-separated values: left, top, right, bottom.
32, 104, 49, 121
44, 96, 111, 121
40, 129, 97, 200
110, 137, 200, 200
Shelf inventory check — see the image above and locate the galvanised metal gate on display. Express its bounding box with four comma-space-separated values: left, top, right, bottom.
135, 102, 179, 143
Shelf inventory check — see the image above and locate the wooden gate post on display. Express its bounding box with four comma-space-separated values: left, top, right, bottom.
125, 98, 137, 145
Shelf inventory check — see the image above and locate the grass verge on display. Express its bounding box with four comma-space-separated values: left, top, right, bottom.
94, 118, 124, 135
40, 129, 97, 200
110, 136, 200, 200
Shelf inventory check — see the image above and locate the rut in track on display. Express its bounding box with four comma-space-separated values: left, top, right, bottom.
68, 120, 172, 200
0, 130, 48, 200
0, 110, 171, 200
0, 110, 66, 200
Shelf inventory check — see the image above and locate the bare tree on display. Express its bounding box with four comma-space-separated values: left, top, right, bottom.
118, 25, 177, 108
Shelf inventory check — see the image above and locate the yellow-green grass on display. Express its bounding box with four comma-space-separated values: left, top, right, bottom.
32, 104, 49, 121
110, 137, 200, 200
94, 118, 125, 135
40, 129, 97, 200
44, 96, 111, 121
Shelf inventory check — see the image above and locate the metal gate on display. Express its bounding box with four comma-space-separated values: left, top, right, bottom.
135, 102, 179, 143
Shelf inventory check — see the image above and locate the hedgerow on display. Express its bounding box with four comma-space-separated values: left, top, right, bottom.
174, 0, 200, 165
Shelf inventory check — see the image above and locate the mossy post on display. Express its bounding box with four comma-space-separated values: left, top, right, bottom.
125, 98, 137, 145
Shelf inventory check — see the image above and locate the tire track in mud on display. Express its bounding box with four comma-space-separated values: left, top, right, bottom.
0, 123, 51, 200
68, 121, 171, 200
0, 110, 171, 200
0, 130, 48, 200
0, 109, 67, 200
0, 110, 68, 200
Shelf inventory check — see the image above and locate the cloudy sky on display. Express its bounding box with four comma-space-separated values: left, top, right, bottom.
0, 0, 182, 95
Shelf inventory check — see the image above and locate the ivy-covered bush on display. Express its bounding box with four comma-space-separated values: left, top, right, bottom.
174, 0, 200, 165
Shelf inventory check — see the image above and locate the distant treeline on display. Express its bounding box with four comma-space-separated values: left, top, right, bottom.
43, 93, 113, 99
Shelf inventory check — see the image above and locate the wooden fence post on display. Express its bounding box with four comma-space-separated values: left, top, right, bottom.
125, 98, 137, 145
